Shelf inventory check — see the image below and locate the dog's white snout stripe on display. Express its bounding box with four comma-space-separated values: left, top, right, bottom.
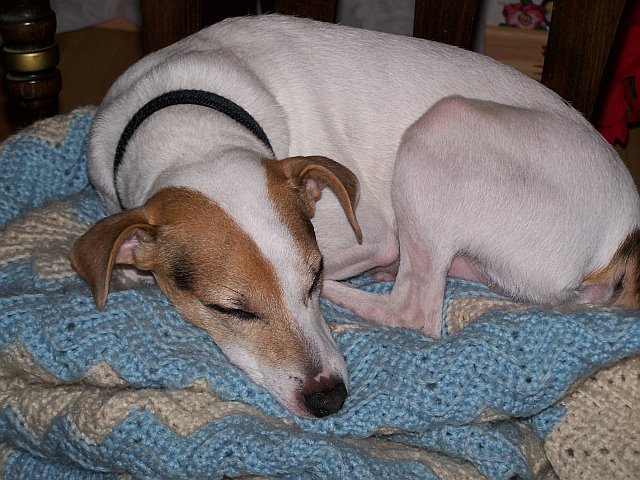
313, 367, 333, 383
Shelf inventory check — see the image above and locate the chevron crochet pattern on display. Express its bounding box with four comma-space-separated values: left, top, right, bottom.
1, 109, 639, 480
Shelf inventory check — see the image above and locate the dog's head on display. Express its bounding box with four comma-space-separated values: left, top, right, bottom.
71, 156, 362, 417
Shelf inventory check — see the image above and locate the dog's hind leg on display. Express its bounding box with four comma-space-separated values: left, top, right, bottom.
322, 227, 452, 338
321, 265, 450, 338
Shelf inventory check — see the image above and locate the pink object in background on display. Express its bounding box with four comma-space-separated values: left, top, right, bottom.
502, 1, 548, 30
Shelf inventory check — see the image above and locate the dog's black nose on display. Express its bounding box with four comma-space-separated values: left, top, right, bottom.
303, 378, 348, 418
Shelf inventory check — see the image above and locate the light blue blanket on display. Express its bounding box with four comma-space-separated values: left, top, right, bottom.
1, 110, 638, 479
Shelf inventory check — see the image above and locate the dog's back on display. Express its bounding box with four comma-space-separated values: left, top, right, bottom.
89, 14, 583, 211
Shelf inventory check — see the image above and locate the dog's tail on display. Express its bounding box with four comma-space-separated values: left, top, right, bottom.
610, 229, 640, 309
580, 230, 640, 308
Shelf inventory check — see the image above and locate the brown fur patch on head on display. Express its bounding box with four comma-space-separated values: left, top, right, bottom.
263, 156, 363, 248
139, 187, 314, 373
262, 159, 322, 263
71, 185, 317, 375
169, 249, 196, 291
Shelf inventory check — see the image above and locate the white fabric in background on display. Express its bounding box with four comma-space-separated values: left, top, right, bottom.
337, 0, 493, 52
337, 0, 415, 36
51, 0, 141, 33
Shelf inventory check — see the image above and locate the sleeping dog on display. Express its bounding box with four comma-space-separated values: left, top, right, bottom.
71, 15, 640, 417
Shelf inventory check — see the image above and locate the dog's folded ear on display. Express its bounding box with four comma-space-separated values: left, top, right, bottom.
70, 209, 157, 310
280, 156, 363, 244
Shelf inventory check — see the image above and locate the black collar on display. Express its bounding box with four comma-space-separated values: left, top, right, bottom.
113, 89, 275, 208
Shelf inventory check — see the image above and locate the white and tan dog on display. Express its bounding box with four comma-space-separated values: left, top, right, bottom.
71, 15, 640, 417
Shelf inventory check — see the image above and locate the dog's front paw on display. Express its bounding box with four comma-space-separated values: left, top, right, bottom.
420, 318, 443, 339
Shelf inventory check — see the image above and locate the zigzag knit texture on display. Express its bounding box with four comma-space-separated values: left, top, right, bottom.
1, 110, 639, 479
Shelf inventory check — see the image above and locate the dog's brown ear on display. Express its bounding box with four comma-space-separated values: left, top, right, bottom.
70, 208, 157, 310
281, 156, 363, 244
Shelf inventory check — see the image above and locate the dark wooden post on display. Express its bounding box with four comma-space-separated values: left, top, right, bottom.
265, 0, 338, 23
0, 0, 61, 129
139, 0, 203, 54
413, 0, 483, 50
541, 0, 628, 121
139, 0, 258, 54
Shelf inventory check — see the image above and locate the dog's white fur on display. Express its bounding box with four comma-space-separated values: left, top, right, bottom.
72, 15, 640, 417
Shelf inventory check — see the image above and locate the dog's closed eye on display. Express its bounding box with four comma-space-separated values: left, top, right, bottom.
308, 257, 324, 299
206, 303, 259, 321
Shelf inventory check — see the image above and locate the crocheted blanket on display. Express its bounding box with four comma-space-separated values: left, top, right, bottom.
1, 109, 639, 480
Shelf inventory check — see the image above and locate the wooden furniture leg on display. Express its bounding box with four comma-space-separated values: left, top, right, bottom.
0, 0, 61, 130
413, 0, 483, 50
541, 0, 629, 121
139, 0, 258, 54
263, 0, 338, 23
